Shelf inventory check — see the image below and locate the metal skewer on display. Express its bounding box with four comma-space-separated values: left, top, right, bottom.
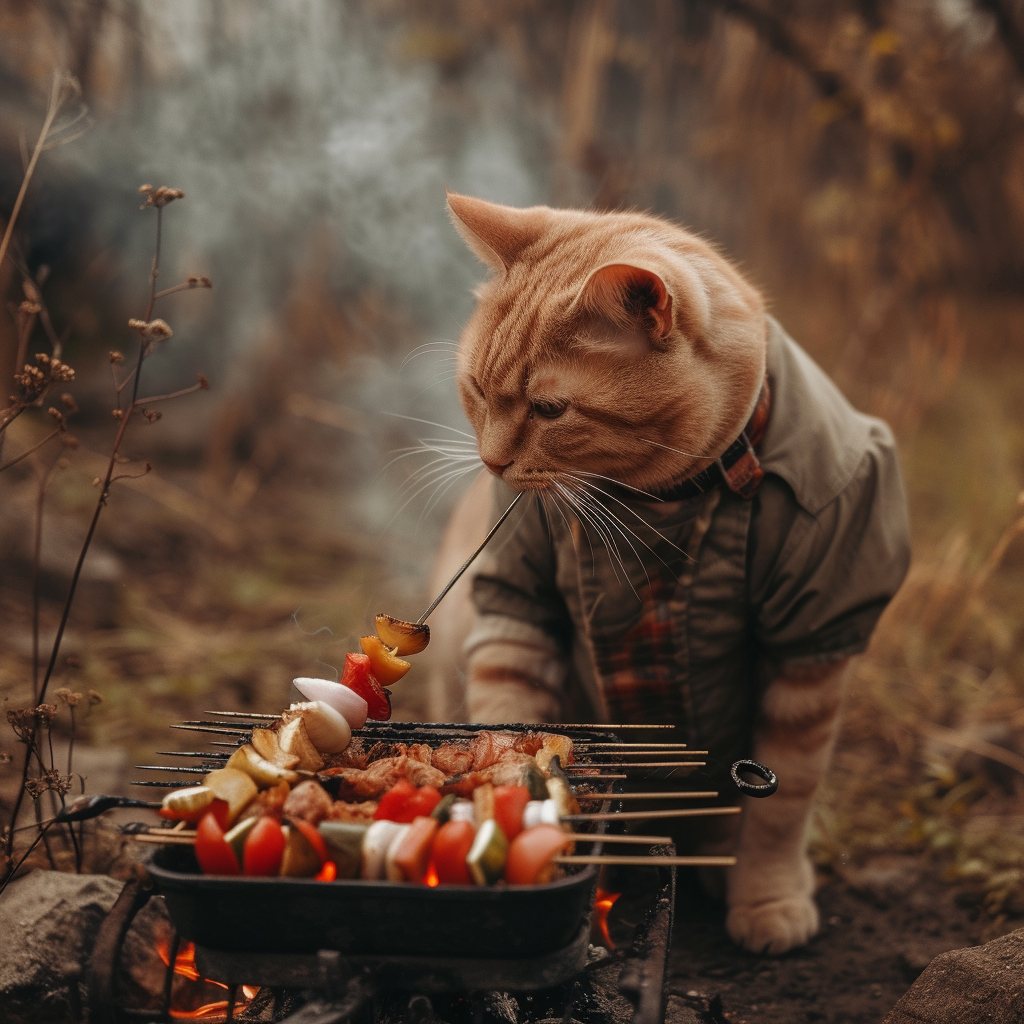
565, 761, 705, 770
417, 490, 526, 624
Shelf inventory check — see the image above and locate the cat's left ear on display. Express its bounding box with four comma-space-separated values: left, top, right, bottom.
446, 191, 551, 273
578, 263, 674, 346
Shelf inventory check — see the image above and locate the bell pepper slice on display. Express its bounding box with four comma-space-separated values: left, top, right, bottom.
358, 635, 412, 686
340, 652, 392, 720
493, 785, 531, 842
466, 818, 508, 886
318, 821, 369, 879
504, 824, 572, 885
432, 819, 475, 885
224, 816, 258, 863
374, 778, 417, 822
194, 809, 240, 875
430, 794, 457, 824
407, 784, 441, 819
242, 816, 287, 876
390, 815, 439, 883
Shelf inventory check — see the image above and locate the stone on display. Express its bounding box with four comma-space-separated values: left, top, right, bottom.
880, 927, 1024, 1024
0, 870, 171, 1024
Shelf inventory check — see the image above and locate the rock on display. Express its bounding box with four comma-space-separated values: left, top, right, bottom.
0, 870, 171, 1024
0, 870, 122, 1023
880, 927, 1024, 1023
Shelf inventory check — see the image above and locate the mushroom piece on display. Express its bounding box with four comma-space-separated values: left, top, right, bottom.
375, 613, 430, 656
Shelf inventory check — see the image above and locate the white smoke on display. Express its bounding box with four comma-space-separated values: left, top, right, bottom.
56, 0, 548, 536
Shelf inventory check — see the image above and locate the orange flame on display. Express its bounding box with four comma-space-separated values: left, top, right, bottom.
425, 863, 439, 887
593, 887, 621, 949
157, 938, 258, 1020
315, 860, 338, 882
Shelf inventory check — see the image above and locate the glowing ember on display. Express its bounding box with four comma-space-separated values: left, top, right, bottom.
157, 939, 258, 1020
593, 887, 621, 949
425, 863, 439, 887
315, 860, 338, 882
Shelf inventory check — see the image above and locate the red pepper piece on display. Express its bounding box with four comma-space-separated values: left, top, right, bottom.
407, 784, 442, 819
340, 652, 392, 720
432, 819, 476, 885
288, 817, 329, 866
194, 809, 240, 876
243, 816, 287, 876
493, 785, 531, 841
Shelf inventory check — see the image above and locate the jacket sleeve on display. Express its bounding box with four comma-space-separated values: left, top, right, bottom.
465, 483, 574, 722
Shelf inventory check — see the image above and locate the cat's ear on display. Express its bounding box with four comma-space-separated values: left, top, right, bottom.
446, 191, 549, 272
578, 263, 674, 345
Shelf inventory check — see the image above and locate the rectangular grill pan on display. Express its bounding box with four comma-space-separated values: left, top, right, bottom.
145, 722, 616, 958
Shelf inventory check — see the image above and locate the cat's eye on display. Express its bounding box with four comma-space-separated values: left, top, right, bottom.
531, 399, 568, 420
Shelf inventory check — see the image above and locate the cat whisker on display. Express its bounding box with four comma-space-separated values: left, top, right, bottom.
418, 463, 482, 528
382, 412, 475, 439
553, 481, 635, 594
561, 480, 656, 592
399, 340, 461, 372
387, 460, 482, 530
635, 436, 709, 460
571, 470, 665, 502
565, 473, 694, 564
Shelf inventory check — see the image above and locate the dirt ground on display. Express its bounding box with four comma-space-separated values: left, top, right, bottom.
662, 865, 1010, 1024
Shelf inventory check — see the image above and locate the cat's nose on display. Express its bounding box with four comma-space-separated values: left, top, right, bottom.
483, 459, 513, 477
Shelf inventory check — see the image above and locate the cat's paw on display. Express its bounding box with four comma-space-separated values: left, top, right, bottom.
726, 895, 819, 955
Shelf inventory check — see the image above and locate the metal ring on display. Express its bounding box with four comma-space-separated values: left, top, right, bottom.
730, 759, 778, 798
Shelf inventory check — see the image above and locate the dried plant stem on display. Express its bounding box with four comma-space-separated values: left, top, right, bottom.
5, 208, 164, 864
0, 74, 64, 275
0, 428, 62, 474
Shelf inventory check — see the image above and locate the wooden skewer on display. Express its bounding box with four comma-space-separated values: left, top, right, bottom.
578, 742, 689, 749
205, 710, 279, 720
573, 834, 673, 845
579, 751, 707, 758
565, 762, 705, 770
574, 791, 719, 801
556, 854, 736, 867
563, 806, 741, 822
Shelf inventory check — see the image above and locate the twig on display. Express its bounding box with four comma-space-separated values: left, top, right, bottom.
32, 461, 58, 700
0, 819, 57, 896
0, 427, 62, 473
0, 73, 66, 273
135, 381, 204, 405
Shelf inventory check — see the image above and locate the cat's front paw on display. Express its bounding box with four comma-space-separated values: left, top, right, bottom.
726, 894, 819, 955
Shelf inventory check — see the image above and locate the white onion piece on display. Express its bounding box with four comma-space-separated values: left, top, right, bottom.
287, 701, 351, 753
522, 800, 545, 830
362, 820, 405, 880
448, 800, 475, 824
293, 677, 368, 729
539, 799, 561, 827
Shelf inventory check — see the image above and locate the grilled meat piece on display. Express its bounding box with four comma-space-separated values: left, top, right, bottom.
282, 779, 334, 826
442, 752, 539, 795
431, 745, 473, 776
323, 755, 446, 798
326, 799, 378, 824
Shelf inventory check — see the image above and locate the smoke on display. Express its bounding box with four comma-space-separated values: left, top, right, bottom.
54, 1, 548, 534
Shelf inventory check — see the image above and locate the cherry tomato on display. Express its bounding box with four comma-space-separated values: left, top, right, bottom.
432, 819, 476, 885
407, 784, 442, 819
493, 785, 531, 841
340, 652, 392, 720
504, 825, 571, 885
374, 778, 418, 821
242, 816, 286, 876
194, 809, 240, 876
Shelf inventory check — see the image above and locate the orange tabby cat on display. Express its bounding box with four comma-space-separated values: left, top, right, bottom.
431, 192, 910, 954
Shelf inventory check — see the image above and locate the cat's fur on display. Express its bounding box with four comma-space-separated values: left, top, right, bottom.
431, 193, 870, 955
